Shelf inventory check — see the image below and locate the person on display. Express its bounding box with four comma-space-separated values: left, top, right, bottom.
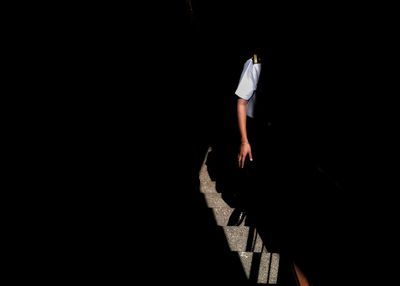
236, 52, 261, 170
222, 50, 262, 227
236, 53, 260, 167
233, 46, 316, 286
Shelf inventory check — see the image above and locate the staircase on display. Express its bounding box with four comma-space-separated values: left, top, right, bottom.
199, 149, 280, 284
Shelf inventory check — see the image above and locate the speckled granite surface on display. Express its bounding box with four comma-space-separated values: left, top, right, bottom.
199, 149, 280, 284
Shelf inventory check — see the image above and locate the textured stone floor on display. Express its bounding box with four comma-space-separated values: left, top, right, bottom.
199, 149, 280, 284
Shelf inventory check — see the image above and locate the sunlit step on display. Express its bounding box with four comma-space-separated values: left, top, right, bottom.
236, 251, 280, 284
222, 225, 264, 253
199, 153, 217, 194
199, 171, 217, 194
210, 206, 234, 226
202, 192, 229, 208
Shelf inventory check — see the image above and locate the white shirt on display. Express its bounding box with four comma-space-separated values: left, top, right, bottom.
234, 57, 261, 118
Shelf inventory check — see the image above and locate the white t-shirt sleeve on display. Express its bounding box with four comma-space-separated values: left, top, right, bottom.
235, 58, 261, 100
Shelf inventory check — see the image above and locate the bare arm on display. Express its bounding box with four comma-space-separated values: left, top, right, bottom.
237, 98, 253, 168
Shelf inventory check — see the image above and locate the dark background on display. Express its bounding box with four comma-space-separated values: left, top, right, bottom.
37, 1, 397, 284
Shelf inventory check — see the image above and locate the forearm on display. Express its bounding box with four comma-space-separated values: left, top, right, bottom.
237, 98, 249, 144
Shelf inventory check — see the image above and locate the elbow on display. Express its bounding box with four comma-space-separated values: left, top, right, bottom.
237, 98, 248, 106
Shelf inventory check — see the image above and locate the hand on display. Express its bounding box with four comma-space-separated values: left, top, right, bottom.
238, 142, 253, 168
